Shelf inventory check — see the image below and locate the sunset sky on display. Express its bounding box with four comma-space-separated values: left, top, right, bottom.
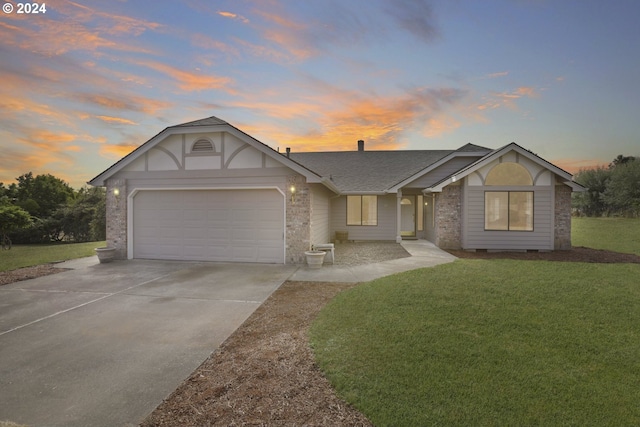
1, 0, 638, 188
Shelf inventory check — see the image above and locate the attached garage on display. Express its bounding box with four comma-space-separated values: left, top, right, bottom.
131, 189, 285, 263
89, 116, 330, 263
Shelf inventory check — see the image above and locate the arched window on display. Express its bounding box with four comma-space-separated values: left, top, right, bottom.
192, 138, 214, 152
485, 162, 532, 185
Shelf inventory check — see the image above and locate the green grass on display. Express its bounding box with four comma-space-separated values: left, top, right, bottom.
0, 241, 106, 272
311, 220, 640, 426
572, 217, 640, 255
310, 261, 640, 426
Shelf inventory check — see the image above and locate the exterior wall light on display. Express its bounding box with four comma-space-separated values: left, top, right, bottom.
113, 188, 121, 208
290, 185, 296, 203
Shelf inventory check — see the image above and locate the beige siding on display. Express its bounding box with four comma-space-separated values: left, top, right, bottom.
330, 194, 397, 241
310, 184, 332, 245
464, 186, 554, 250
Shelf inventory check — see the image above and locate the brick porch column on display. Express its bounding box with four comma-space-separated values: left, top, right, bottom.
105, 178, 127, 259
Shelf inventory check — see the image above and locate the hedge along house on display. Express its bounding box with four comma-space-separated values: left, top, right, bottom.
89, 116, 585, 264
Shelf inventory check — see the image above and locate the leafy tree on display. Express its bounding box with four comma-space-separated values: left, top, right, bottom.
6, 173, 75, 242
0, 205, 32, 249
89, 188, 107, 241
13, 172, 74, 218
604, 158, 640, 217
610, 155, 636, 168
55, 186, 106, 242
572, 166, 611, 216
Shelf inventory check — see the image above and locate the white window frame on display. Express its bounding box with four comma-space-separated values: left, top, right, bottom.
347, 195, 378, 226
484, 191, 534, 231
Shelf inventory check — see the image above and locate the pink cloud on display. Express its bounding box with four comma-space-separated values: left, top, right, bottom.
95, 115, 137, 125
135, 60, 234, 92
217, 11, 250, 24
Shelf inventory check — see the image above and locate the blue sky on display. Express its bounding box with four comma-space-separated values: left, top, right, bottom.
1, 0, 638, 188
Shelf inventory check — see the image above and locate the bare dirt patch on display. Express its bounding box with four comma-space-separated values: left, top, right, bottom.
448, 246, 640, 263
0, 264, 67, 286
141, 281, 373, 427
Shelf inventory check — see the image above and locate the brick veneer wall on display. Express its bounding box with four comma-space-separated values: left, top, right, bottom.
554, 184, 572, 250
286, 174, 311, 264
105, 178, 127, 259
435, 184, 462, 249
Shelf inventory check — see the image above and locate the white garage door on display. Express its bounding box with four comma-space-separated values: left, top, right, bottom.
133, 189, 284, 263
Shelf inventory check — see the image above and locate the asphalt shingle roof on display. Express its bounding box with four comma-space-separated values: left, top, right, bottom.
172, 116, 229, 127
290, 150, 455, 192
118, 115, 493, 193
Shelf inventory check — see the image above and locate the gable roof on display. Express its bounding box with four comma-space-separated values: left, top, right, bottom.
425, 142, 586, 192
88, 115, 583, 194
289, 150, 451, 193
289, 143, 492, 193
88, 116, 325, 187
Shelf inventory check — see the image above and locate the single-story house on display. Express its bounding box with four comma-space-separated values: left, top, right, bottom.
89, 116, 585, 264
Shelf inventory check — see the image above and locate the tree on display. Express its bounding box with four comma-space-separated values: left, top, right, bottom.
610, 155, 636, 168
0, 205, 32, 249
604, 158, 640, 217
3, 172, 106, 243
14, 172, 74, 219
55, 186, 106, 242
7, 173, 75, 242
572, 166, 611, 216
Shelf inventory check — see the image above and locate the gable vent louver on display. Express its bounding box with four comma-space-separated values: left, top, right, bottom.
192, 139, 214, 152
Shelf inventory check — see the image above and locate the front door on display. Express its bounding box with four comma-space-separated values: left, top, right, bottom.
401, 196, 415, 237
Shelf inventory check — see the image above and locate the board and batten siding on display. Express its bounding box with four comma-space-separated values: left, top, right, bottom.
330, 194, 397, 241
463, 185, 554, 250
310, 184, 332, 245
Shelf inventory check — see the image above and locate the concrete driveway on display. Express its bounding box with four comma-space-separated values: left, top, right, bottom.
0, 258, 296, 427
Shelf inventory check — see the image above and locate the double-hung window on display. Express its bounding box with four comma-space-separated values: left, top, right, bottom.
347, 195, 378, 226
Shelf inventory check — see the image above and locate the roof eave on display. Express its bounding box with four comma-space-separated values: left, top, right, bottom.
89, 121, 324, 187
563, 180, 587, 192
387, 150, 485, 192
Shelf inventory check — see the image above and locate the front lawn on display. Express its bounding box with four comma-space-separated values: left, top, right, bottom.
0, 241, 106, 272
310, 260, 640, 425
572, 217, 640, 255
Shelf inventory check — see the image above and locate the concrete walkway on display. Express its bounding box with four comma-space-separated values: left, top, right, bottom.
290, 240, 457, 282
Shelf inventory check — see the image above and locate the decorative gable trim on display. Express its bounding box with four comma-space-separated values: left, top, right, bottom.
89, 120, 324, 186
425, 143, 586, 193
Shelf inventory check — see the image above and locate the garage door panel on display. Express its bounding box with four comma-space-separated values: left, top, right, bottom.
133, 190, 284, 263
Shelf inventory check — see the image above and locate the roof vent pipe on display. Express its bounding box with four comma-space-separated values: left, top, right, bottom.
357, 140, 364, 151
286, 147, 291, 157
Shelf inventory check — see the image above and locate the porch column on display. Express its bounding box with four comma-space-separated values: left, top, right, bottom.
396, 190, 402, 243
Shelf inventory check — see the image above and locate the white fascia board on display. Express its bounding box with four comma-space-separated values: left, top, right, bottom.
424, 143, 583, 193
341, 191, 388, 195
222, 125, 324, 183
562, 180, 587, 192
89, 122, 323, 186
320, 178, 341, 194
88, 126, 175, 186
386, 151, 480, 193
